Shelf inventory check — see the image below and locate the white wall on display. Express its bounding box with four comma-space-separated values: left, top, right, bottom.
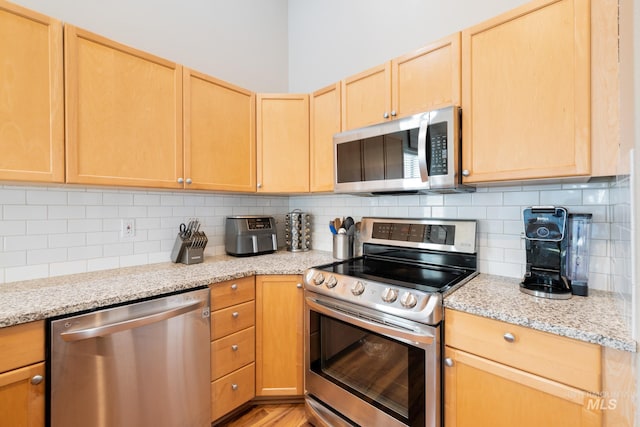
287, 0, 530, 92
10, 0, 290, 92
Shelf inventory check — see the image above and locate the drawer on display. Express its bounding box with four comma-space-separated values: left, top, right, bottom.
0, 321, 45, 374
211, 362, 255, 422
211, 327, 255, 380
445, 309, 601, 392
210, 276, 255, 311
211, 301, 255, 340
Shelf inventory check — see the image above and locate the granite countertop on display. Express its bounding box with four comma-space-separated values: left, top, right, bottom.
0, 250, 335, 328
0, 252, 636, 352
445, 274, 637, 352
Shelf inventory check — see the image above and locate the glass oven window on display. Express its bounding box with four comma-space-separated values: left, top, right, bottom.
309, 311, 426, 425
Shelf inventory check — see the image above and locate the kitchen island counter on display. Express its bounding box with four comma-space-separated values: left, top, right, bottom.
445, 273, 636, 352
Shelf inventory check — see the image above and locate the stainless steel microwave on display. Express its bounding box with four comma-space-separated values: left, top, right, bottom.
334, 106, 473, 194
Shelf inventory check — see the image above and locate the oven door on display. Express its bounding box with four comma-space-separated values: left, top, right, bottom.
305, 294, 440, 427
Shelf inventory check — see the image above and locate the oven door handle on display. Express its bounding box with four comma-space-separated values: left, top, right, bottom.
306, 297, 435, 345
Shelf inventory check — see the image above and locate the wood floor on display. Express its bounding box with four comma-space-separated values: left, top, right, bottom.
217, 403, 313, 427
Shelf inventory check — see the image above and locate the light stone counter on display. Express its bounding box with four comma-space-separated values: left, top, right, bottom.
0, 250, 335, 328
444, 273, 637, 352
1, 255, 635, 353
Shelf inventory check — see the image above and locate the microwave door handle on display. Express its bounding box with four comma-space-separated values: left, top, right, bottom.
418, 120, 429, 182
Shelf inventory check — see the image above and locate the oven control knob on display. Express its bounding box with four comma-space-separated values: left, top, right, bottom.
325, 275, 338, 289
400, 292, 418, 309
381, 287, 398, 303
351, 281, 366, 296
313, 273, 325, 286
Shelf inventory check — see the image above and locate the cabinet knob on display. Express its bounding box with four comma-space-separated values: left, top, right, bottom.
231, 383, 239, 391
390, 110, 397, 117
31, 375, 44, 385
297, 283, 302, 289
503, 332, 516, 343
383, 112, 390, 119
462, 169, 470, 177
444, 358, 454, 367
231, 344, 239, 351
185, 178, 192, 185
257, 183, 262, 189
177, 177, 184, 184
232, 311, 239, 319
231, 283, 238, 291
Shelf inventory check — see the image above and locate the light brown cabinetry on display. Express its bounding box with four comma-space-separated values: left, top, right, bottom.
461, 0, 592, 183
444, 309, 602, 427
65, 25, 183, 189
0, 321, 45, 427
210, 276, 256, 422
341, 33, 461, 131
256, 94, 310, 193
255, 275, 304, 397
0, 1, 64, 183
310, 83, 341, 192
183, 69, 256, 192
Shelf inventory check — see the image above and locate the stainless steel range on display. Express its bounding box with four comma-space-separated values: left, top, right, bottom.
303, 217, 478, 427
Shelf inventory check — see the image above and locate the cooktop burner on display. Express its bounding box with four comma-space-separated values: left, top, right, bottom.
304, 217, 478, 325
318, 257, 470, 292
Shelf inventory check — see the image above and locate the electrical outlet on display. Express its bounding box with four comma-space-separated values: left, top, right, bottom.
121, 219, 135, 240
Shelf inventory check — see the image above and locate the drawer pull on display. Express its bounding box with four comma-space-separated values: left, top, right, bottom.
231, 383, 239, 391
232, 311, 239, 319
231, 284, 238, 290
31, 375, 44, 385
444, 358, 454, 367
503, 332, 516, 343
231, 344, 239, 351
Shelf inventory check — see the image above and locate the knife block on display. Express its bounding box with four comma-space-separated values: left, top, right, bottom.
170, 232, 208, 264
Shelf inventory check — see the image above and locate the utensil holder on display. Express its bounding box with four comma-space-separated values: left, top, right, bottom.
333, 234, 354, 260
285, 209, 311, 252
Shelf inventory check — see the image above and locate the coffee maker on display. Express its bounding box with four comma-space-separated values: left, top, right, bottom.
520, 206, 573, 299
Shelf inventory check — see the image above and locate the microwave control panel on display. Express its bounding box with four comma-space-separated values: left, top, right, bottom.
428, 121, 448, 176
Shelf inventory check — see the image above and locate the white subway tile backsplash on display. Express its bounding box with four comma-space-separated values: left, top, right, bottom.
0, 179, 624, 306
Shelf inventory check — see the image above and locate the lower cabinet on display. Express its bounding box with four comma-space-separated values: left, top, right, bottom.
444, 309, 602, 427
210, 276, 256, 422
255, 275, 304, 397
0, 321, 45, 427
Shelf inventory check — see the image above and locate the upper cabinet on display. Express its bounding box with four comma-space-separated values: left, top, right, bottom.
183, 69, 256, 192
341, 33, 461, 131
65, 25, 184, 189
0, 1, 64, 183
256, 94, 310, 193
461, 0, 591, 183
310, 83, 341, 193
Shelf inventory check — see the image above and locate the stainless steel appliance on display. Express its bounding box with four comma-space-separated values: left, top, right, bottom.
225, 215, 277, 256
333, 106, 473, 195
49, 288, 211, 427
303, 217, 478, 427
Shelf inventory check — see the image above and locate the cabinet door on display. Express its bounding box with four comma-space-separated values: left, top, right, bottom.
392, 33, 461, 118
0, 2, 64, 183
310, 83, 341, 192
0, 362, 45, 427
184, 68, 256, 192
65, 25, 183, 189
341, 62, 391, 130
461, 0, 590, 183
444, 347, 602, 427
256, 94, 309, 193
255, 275, 304, 396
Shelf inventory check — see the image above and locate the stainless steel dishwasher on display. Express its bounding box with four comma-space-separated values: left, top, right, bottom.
49, 287, 211, 427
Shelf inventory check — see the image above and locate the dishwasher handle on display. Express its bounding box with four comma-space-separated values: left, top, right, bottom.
60, 299, 206, 342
